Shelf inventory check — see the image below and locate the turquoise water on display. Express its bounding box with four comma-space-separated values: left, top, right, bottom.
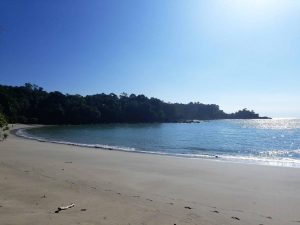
19, 119, 300, 167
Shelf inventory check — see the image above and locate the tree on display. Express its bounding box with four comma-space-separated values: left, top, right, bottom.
0, 83, 265, 124
0, 113, 9, 141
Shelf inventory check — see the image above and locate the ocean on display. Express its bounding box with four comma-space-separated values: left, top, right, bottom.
18, 119, 300, 167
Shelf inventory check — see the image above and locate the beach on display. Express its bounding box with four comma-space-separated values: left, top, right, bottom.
0, 125, 300, 225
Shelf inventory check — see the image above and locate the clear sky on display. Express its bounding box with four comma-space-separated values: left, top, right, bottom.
0, 0, 299, 118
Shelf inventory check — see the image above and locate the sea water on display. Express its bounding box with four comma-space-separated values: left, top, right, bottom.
19, 119, 300, 167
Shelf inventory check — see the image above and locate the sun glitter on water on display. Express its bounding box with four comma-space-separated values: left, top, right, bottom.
240, 119, 300, 130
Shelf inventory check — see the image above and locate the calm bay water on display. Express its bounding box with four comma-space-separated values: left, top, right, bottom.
20, 119, 300, 167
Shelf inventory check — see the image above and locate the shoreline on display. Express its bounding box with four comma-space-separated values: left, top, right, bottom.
1, 124, 300, 224
14, 124, 300, 168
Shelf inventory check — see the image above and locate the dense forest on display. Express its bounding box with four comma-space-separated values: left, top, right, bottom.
0, 83, 268, 124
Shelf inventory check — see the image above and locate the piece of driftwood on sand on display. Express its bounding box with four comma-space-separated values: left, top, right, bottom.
55, 203, 75, 213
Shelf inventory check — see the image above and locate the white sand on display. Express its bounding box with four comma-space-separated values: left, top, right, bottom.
0, 124, 300, 225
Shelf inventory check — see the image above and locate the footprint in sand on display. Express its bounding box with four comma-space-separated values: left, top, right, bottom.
231, 216, 240, 220
210, 210, 219, 214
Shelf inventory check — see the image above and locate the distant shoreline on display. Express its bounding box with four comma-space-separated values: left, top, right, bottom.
1, 83, 269, 125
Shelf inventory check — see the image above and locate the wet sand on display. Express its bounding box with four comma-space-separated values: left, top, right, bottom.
0, 124, 300, 225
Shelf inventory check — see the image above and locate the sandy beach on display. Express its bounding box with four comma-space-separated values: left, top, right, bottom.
0, 125, 299, 225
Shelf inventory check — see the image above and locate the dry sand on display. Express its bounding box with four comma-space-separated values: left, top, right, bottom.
0, 124, 300, 225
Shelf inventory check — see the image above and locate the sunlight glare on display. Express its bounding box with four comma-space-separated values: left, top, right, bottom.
224, 0, 288, 25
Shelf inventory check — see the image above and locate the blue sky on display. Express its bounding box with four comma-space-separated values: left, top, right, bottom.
0, 0, 299, 118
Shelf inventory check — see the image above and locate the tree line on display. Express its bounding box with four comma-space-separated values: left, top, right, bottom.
0, 112, 9, 140
0, 83, 267, 125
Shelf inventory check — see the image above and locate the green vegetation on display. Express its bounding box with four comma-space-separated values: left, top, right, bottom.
0, 112, 9, 140
0, 83, 266, 125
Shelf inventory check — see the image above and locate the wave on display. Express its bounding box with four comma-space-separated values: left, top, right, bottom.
15, 128, 300, 168
16, 128, 136, 152
219, 154, 300, 168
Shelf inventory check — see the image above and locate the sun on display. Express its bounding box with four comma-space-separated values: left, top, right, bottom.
231, 0, 274, 11
221, 0, 288, 26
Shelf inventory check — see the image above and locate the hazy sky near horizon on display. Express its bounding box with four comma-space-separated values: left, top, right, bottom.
0, 0, 300, 118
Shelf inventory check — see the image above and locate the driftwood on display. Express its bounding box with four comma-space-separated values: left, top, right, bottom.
55, 203, 75, 213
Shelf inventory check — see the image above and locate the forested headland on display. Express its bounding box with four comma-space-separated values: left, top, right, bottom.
0, 83, 269, 124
